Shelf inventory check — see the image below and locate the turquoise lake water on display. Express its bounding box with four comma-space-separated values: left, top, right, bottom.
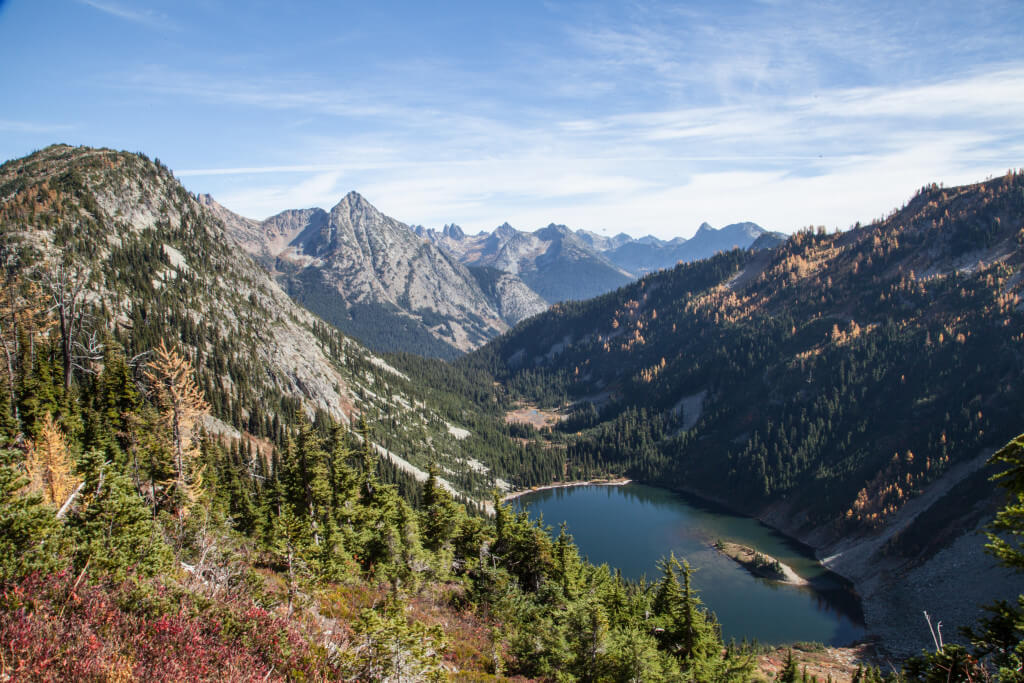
514, 483, 865, 646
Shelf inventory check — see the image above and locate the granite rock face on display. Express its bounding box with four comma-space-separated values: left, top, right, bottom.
217, 191, 545, 357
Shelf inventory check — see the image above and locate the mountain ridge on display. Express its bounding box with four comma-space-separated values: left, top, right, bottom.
462, 172, 1024, 653
209, 191, 548, 359
0, 144, 548, 502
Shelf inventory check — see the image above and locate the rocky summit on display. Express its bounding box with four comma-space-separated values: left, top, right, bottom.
208, 191, 547, 358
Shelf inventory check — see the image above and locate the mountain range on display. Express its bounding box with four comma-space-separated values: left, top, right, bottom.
417, 218, 784, 298
200, 192, 545, 360
204, 189, 779, 359
0, 145, 543, 504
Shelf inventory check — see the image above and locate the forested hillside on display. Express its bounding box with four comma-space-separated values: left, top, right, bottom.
0, 144, 564, 504
466, 172, 1024, 541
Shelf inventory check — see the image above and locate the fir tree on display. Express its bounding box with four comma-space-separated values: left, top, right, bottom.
777, 649, 799, 682
67, 449, 171, 580
0, 441, 62, 581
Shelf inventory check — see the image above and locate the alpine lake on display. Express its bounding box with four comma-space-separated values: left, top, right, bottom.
513, 483, 865, 646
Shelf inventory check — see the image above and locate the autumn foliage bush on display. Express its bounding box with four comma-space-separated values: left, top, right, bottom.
0, 570, 340, 682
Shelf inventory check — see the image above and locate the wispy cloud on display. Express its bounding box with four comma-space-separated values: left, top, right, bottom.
51, 0, 1023, 237
0, 120, 75, 134
109, 65, 420, 120
78, 0, 180, 31
190, 62, 1024, 235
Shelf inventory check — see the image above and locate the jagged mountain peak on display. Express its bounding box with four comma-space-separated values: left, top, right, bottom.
535, 223, 575, 241
443, 223, 465, 240
339, 189, 369, 204
214, 186, 536, 357
329, 190, 384, 222
494, 221, 517, 238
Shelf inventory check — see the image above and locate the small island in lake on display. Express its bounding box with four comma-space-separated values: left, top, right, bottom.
713, 540, 808, 586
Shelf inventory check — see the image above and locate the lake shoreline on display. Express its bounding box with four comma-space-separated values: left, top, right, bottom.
512, 479, 865, 648
502, 477, 632, 502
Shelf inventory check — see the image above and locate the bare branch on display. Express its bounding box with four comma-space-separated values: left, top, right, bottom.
56, 481, 86, 519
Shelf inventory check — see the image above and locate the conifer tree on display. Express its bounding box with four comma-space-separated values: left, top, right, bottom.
777, 649, 799, 682
16, 337, 59, 440
268, 504, 308, 615
67, 449, 171, 579
23, 412, 80, 509
144, 340, 209, 512
0, 441, 61, 581
963, 431, 1024, 679
420, 462, 460, 554
356, 416, 376, 502
94, 340, 139, 441
607, 624, 681, 682
342, 596, 447, 681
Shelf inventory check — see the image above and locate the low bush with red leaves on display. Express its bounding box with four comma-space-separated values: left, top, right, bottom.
0, 570, 340, 682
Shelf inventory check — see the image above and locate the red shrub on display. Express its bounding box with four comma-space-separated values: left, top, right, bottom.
0, 571, 339, 682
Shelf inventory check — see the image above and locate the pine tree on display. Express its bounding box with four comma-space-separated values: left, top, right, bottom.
963, 431, 1024, 679
94, 340, 139, 441
267, 504, 309, 615
341, 596, 447, 682
420, 462, 460, 554
567, 598, 611, 680
651, 552, 749, 680
777, 649, 799, 682
0, 441, 62, 581
356, 416, 376, 502
607, 625, 681, 682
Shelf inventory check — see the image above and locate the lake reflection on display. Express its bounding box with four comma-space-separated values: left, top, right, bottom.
514, 483, 864, 646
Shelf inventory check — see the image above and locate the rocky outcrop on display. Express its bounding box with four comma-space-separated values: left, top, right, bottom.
4, 146, 355, 423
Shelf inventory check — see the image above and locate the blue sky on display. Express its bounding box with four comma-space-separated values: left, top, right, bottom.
2, 1, 1023, 238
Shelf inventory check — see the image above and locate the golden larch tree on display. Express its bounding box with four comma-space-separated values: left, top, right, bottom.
144, 340, 210, 508
24, 412, 81, 509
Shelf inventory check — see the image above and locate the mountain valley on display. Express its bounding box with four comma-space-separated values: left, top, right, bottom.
0, 144, 1022, 679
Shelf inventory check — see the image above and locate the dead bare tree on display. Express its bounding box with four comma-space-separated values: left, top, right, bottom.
71, 329, 105, 376
37, 261, 91, 392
